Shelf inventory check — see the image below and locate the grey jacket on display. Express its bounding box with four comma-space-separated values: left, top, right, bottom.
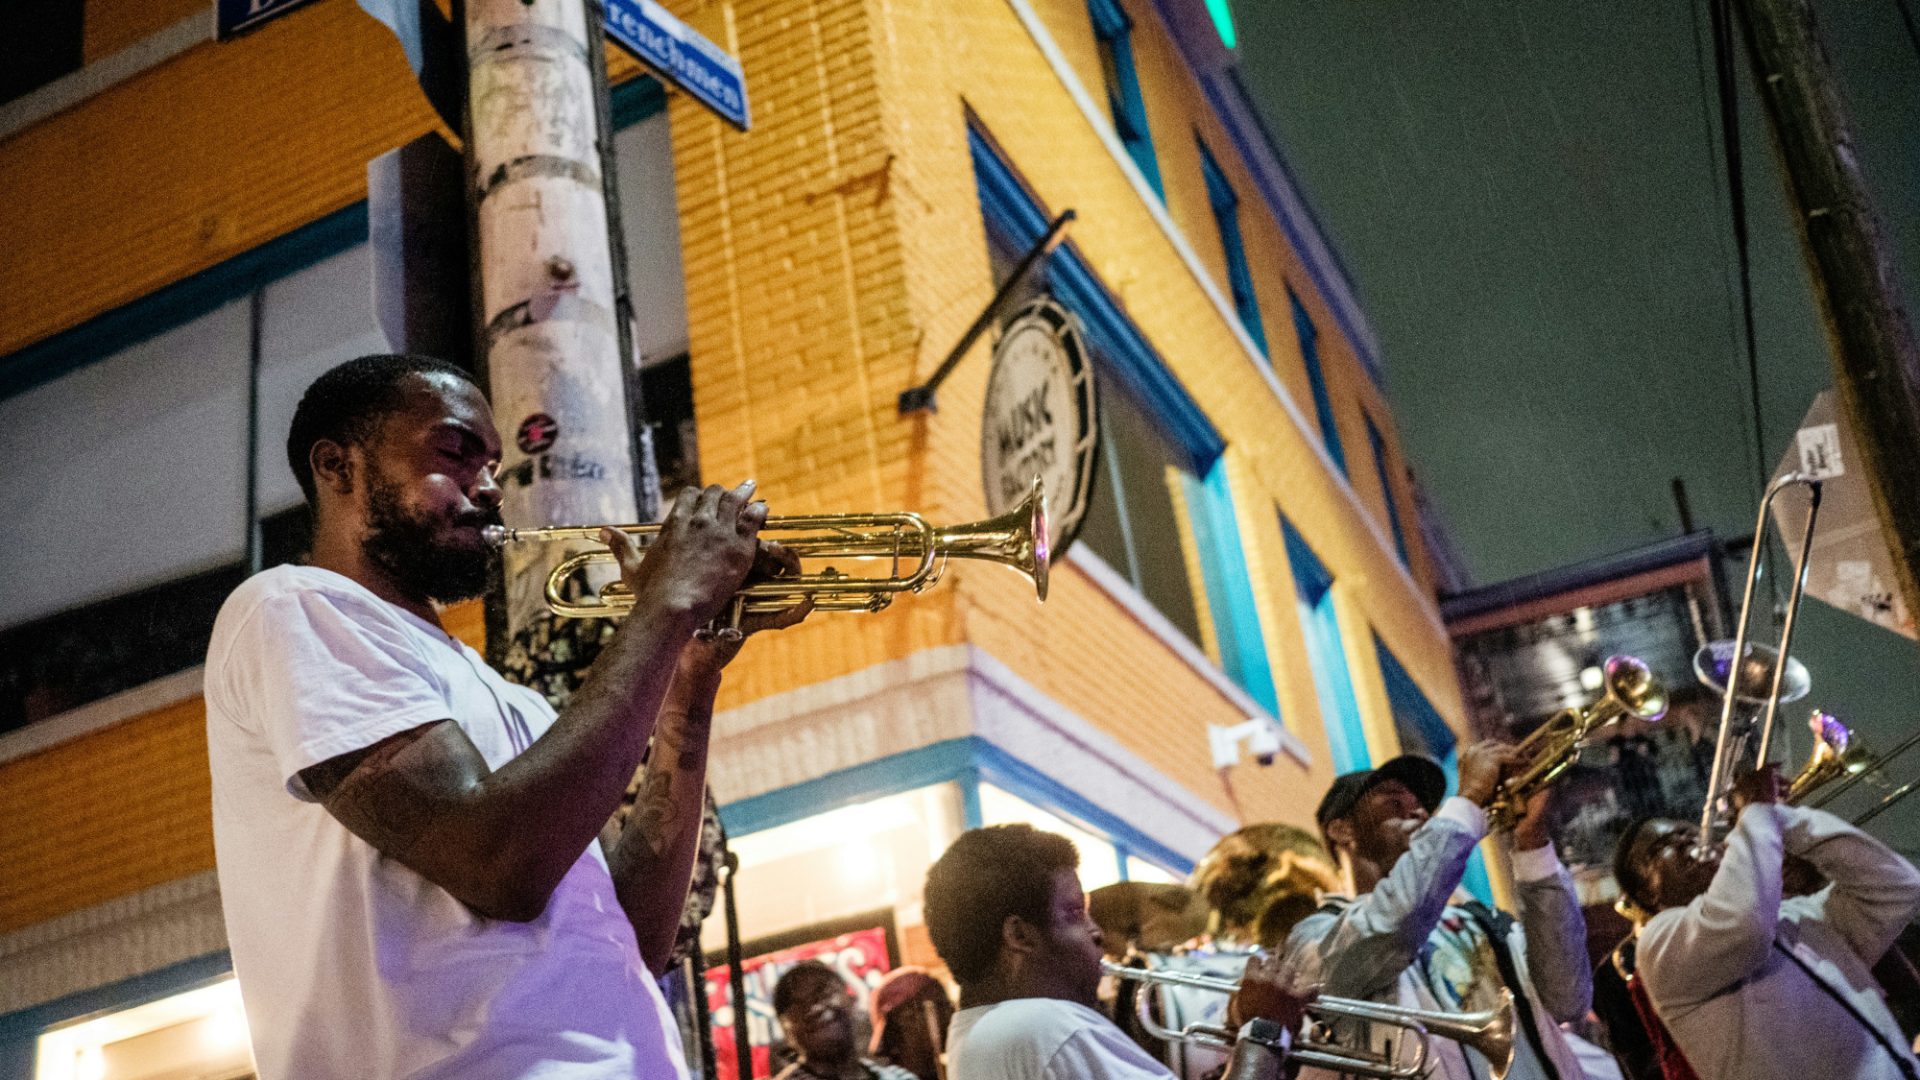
1282, 798, 1595, 1080
1639, 804, 1920, 1080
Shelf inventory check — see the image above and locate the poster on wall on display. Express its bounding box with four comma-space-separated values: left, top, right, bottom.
704, 912, 899, 1080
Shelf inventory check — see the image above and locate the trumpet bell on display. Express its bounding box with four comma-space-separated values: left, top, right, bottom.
1605, 655, 1669, 722
1694, 640, 1811, 705
1486, 654, 1666, 831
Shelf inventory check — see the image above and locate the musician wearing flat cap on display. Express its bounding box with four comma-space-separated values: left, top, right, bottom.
1282, 749, 1606, 1080
1613, 765, 1920, 1080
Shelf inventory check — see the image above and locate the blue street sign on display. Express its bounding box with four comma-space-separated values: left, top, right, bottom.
603, 0, 750, 131
214, 0, 318, 39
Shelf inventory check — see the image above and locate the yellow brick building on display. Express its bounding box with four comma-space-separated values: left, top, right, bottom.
0, 0, 1470, 1072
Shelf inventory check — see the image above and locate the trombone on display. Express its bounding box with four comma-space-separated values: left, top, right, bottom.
1103, 961, 1516, 1080
1697, 472, 1823, 847
484, 480, 1050, 633
1784, 710, 1920, 826
1484, 655, 1668, 831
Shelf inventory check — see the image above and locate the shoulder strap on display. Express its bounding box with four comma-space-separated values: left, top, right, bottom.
1459, 901, 1562, 1080
1773, 941, 1920, 1080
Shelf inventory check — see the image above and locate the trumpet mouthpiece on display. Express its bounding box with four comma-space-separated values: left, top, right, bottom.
481, 525, 513, 548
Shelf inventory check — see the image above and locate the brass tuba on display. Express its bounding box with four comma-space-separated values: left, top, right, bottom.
1485, 655, 1668, 831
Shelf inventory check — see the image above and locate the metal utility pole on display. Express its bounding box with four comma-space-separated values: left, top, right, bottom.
463, 0, 660, 666
1729, 0, 1920, 626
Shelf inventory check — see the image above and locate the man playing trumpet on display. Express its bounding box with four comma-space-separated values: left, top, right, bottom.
924, 824, 1311, 1080
1283, 748, 1601, 1080
1613, 765, 1920, 1080
204, 354, 808, 1080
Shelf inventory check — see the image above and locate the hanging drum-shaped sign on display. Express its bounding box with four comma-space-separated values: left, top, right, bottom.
981, 297, 1099, 556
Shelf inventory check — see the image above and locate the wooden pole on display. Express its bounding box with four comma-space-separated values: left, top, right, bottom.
1730, 0, 1920, 627
464, 0, 656, 656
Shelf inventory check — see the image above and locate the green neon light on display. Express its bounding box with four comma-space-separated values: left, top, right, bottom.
1205, 0, 1236, 48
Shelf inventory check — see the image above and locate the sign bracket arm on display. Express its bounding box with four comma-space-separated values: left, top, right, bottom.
898, 209, 1075, 415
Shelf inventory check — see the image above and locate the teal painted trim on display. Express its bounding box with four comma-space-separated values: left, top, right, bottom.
1366, 417, 1410, 566
1290, 289, 1346, 475
1181, 463, 1279, 715
717, 739, 979, 837
717, 736, 1195, 875
1087, 0, 1163, 199
960, 770, 985, 829
1198, 139, 1266, 356
0, 204, 366, 401
1283, 516, 1368, 772
0, 76, 667, 405
1373, 635, 1453, 758
0, 949, 232, 1052
1435, 748, 1495, 904
1204, 0, 1237, 48
609, 73, 666, 129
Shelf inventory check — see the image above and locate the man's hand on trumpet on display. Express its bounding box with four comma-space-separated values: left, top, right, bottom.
602, 480, 768, 632
1226, 949, 1316, 1034
1458, 739, 1521, 808
677, 539, 813, 679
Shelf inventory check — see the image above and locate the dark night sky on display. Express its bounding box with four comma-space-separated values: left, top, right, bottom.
1233, 1, 1920, 839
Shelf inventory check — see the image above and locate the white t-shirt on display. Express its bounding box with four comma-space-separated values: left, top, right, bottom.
946, 998, 1173, 1080
204, 565, 689, 1080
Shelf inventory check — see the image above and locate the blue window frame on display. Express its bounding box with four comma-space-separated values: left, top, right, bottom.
971, 124, 1278, 712
718, 737, 1197, 875
1290, 289, 1346, 475
1182, 460, 1279, 714
1366, 416, 1410, 566
1374, 638, 1492, 903
1087, 0, 1163, 198
1282, 516, 1367, 772
1198, 141, 1266, 357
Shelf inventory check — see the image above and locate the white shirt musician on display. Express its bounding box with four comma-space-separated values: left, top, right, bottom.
1616, 765, 1920, 1080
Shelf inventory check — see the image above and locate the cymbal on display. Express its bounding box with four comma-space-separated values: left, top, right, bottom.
1088, 882, 1209, 956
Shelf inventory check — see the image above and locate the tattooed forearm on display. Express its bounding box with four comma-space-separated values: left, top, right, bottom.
631, 761, 678, 858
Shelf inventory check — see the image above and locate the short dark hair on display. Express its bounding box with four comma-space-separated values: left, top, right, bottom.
286, 353, 475, 504
772, 960, 846, 1017
923, 825, 1080, 984
1613, 815, 1658, 910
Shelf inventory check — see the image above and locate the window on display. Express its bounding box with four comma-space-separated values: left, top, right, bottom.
1077, 379, 1207, 647
1375, 638, 1492, 902
1283, 517, 1367, 772
1366, 416, 1410, 566
0, 78, 684, 734
1290, 289, 1345, 475
2, 0, 83, 106
1180, 461, 1279, 714
1087, 0, 1163, 198
1198, 141, 1266, 356
971, 124, 1278, 708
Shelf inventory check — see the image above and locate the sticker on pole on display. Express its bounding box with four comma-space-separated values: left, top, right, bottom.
603, 0, 750, 131
1796, 423, 1844, 480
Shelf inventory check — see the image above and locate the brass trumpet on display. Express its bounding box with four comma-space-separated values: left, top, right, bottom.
1103, 961, 1516, 1080
1485, 655, 1668, 831
484, 480, 1050, 628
